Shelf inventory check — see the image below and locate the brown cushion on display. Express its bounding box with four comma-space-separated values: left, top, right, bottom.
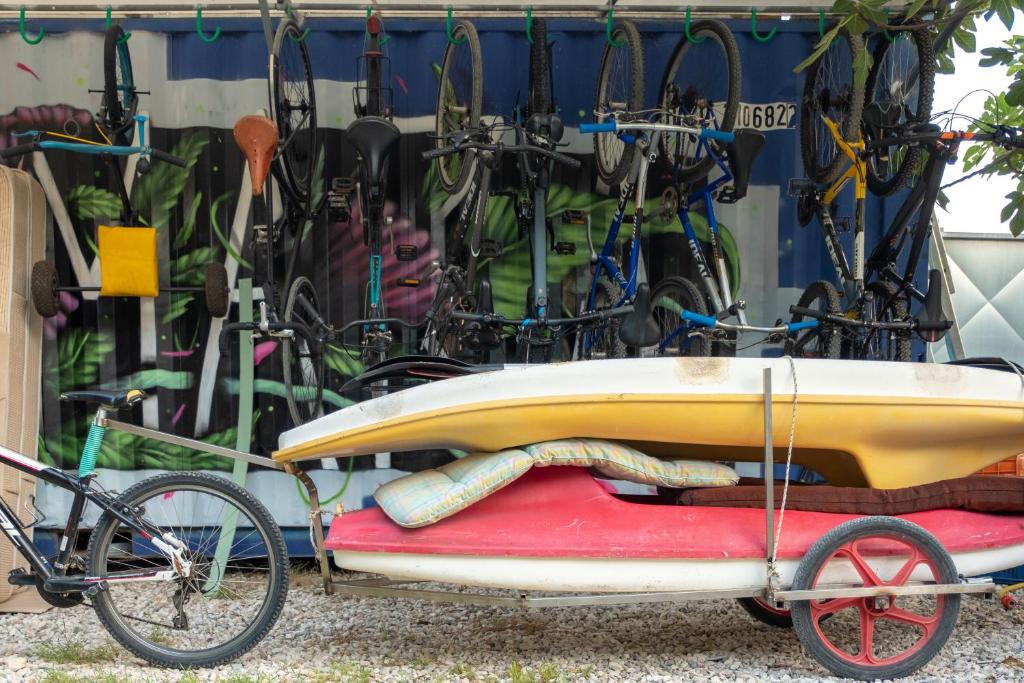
675, 475, 1024, 515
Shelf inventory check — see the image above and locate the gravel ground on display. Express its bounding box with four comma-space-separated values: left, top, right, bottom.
0, 569, 1022, 683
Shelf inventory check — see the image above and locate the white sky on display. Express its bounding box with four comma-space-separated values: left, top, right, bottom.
933, 13, 1019, 234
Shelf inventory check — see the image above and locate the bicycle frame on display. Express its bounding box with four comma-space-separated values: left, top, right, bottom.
0, 434, 179, 594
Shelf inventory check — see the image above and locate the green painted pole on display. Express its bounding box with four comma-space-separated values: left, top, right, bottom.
207, 278, 253, 592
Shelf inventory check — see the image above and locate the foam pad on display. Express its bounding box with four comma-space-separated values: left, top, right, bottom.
98, 226, 159, 297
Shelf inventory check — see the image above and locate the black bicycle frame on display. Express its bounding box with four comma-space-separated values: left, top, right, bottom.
0, 445, 160, 591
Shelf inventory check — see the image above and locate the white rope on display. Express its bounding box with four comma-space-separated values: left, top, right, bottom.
771, 355, 798, 565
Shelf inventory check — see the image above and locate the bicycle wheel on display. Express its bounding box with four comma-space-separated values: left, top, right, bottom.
785, 280, 842, 359
271, 19, 318, 205
527, 18, 552, 118
861, 280, 912, 361
863, 28, 935, 196
737, 597, 794, 628
282, 276, 325, 425
88, 472, 288, 668
434, 20, 482, 194
577, 277, 627, 360
650, 276, 712, 356
101, 24, 138, 141
593, 21, 645, 186
800, 28, 866, 184
659, 20, 741, 183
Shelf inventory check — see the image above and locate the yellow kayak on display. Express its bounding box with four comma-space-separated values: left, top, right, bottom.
274, 357, 1024, 488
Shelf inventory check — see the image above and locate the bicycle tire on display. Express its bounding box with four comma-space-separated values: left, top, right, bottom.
785, 280, 842, 359
790, 516, 960, 680
271, 19, 318, 206
861, 280, 912, 361
576, 277, 627, 360
650, 276, 712, 357
282, 276, 325, 425
88, 472, 289, 668
864, 28, 935, 196
800, 28, 866, 184
434, 20, 482, 194
593, 21, 645, 187
737, 597, 793, 628
528, 18, 552, 118
30, 260, 60, 318
658, 20, 741, 183
101, 24, 138, 141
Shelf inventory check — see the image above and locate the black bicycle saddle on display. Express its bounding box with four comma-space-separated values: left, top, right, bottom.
347, 116, 400, 189
619, 283, 661, 348
525, 113, 564, 143
60, 389, 146, 410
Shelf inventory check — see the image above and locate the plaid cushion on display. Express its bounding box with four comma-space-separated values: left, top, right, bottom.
374, 439, 737, 528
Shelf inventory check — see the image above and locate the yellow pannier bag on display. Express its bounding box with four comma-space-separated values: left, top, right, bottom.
98, 225, 159, 297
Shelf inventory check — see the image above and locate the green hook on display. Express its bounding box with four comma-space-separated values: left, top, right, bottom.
606, 7, 623, 48
750, 9, 776, 43
19, 6, 44, 45
196, 7, 221, 43
526, 6, 534, 44
818, 10, 826, 39
104, 8, 132, 43
684, 7, 706, 44
286, 6, 311, 43
446, 7, 466, 45
882, 8, 896, 42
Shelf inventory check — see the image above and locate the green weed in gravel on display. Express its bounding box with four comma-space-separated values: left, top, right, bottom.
449, 661, 478, 680
309, 660, 372, 683
39, 671, 133, 683
34, 639, 119, 665
506, 661, 584, 683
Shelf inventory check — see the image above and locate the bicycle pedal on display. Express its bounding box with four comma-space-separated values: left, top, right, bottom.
395, 244, 418, 261
7, 568, 33, 586
553, 241, 576, 255
479, 239, 503, 258
396, 277, 421, 288
561, 210, 588, 225
787, 178, 815, 197
836, 217, 851, 232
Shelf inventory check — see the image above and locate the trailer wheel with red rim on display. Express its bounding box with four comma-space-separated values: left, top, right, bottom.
790, 516, 961, 680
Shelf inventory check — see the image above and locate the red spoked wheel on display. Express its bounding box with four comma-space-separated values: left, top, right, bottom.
790, 517, 961, 680
736, 597, 793, 628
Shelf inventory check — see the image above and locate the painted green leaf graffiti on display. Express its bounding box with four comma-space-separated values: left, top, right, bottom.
66, 185, 122, 221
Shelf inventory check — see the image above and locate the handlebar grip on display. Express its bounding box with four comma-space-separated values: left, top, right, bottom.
422, 146, 456, 160
580, 122, 616, 134
150, 148, 188, 168
0, 143, 38, 159
700, 129, 735, 143
681, 309, 718, 328
546, 150, 581, 169
789, 305, 823, 319
916, 319, 953, 332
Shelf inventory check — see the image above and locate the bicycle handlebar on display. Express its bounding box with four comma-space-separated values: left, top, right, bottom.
580, 120, 736, 143
789, 305, 952, 332
0, 139, 188, 167
680, 309, 817, 335
451, 304, 633, 328
423, 141, 581, 169
867, 127, 1024, 152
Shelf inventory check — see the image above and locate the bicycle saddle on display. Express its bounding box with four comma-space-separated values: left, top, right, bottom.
347, 116, 400, 189
719, 129, 765, 204
233, 115, 277, 197
525, 114, 564, 143
619, 283, 662, 348
60, 389, 146, 410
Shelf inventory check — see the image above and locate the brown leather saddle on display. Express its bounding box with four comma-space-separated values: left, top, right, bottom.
233, 115, 278, 196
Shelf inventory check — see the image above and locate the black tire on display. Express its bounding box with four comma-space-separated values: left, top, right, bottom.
30, 261, 60, 318
434, 20, 482, 194
800, 28, 866, 184
527, 18, 552, 118
863, 28, 935, 196
101, 24, 138, 142
790, 516, 960, 680
862, 280, 912, 361
88, 472, 289, 668
271, 19, 318, 206
282, 276, 325, 425
593, 20, 644, 187
738, 597, 793, 628
576, 277, 627, 360
650, 276, 712, 357
786, 280, 841, 359
659, 20, 741, 183
203, 262, 229, 318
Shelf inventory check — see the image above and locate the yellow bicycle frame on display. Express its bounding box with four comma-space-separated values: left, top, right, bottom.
820, 114, 866, 206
